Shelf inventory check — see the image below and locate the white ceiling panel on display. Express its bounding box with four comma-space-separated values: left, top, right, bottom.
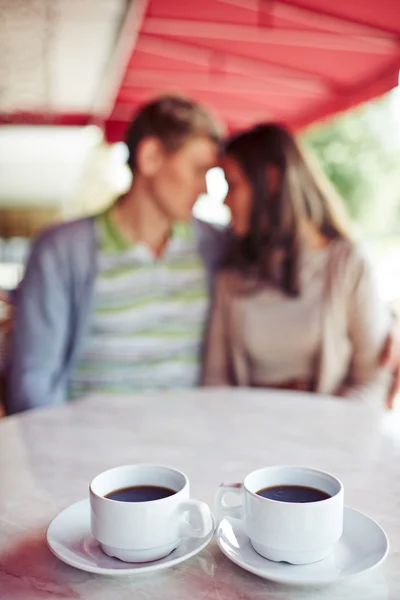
0, 0, 128, 113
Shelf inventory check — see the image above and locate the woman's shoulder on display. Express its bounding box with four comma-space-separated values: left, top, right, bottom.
329, 238, 371, 267
328, 238, 376, 290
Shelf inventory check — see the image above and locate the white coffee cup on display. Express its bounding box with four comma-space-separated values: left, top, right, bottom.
215, 466, 343, 565
90, 464, 213, 563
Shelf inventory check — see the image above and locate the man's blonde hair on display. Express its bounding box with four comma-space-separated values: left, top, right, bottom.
125, 95, 224, 172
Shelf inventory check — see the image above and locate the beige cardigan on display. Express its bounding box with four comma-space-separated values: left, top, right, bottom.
202, 240, 390, 404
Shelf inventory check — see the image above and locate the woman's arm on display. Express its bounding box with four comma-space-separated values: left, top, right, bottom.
338, 250, 391, 404
379, 327, 400, 409
201, 273, 233, 386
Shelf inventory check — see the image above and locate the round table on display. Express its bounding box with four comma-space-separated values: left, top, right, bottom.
0, 389, 398, 599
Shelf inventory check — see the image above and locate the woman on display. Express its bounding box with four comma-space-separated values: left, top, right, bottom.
202, 123, 390, 403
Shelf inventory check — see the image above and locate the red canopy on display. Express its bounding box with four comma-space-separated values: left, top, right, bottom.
103, 0, 400, 141
2, 1, 399, 141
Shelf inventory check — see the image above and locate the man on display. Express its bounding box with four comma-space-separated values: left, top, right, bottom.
7, 95, 228, 413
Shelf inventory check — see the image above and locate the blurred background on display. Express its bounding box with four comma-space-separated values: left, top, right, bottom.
0, 0, 400, 313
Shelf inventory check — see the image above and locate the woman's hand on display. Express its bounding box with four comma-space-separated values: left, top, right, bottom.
380, 331, 400, 409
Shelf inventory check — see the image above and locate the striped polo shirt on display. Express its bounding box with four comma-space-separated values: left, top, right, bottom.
68, 210, 208, 398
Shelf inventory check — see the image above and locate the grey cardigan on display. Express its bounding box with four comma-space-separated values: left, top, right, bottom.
7, 217, 229, 414
202, 240, 391, 404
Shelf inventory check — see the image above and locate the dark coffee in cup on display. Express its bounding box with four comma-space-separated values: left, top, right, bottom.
105, 485, 176, 503
256, 484, 330, 503
217, 466, 343, 564
91, 465, 213, 563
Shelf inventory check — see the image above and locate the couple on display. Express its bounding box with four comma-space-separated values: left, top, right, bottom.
6, 95, 391, 414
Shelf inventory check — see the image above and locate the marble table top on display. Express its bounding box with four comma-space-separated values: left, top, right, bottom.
0, 388, 399, 599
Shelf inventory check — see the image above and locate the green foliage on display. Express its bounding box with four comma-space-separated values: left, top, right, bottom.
302, 92, 400, 231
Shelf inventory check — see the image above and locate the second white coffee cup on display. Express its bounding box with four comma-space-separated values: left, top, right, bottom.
215, 465, 343, 565
90, 464, 213, 563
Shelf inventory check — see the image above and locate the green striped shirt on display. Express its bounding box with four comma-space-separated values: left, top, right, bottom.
69, 210, 208, 398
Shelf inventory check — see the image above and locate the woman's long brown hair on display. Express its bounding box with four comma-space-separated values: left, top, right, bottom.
223, 123, 353, 296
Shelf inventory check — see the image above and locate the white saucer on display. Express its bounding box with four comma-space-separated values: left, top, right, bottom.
47, 499, 215, 576
216, 507, 389, 586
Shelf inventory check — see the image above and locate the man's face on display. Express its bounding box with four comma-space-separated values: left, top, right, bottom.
144, 136, 218, 222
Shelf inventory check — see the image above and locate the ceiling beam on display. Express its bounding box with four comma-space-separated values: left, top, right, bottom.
93, 0, 150, 119
112, 88, 290, 120
271, 1, 398, 37
219, 0, 398, 38
275, 0, 400, 38
136, 35, 329, 93
111, 102, 275, 124
142, 18, 396, 53
0, 112, 92, 127
122, 69, 324, 97
116, 89, 292, 117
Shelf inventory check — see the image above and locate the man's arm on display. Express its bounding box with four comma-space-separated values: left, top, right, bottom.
7, 232, 71, 414
193, 218, 230, 292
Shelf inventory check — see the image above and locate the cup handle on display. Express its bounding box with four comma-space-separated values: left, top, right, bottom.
178, 499, 213, 538
215, 482, 244, 523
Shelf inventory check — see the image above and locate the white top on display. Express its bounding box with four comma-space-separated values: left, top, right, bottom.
242, 247, 329, 386
0, 390, 398, 599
